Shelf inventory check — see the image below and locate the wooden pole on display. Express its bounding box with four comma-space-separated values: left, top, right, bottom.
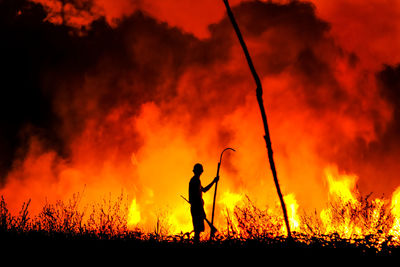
210, 161, 221, 229
210, 147, 235, 240
222, 0, 291, 239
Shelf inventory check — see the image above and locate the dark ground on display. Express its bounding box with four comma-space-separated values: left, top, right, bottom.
2, 229, 399, 257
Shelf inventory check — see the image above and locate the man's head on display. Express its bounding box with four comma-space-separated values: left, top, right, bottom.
193, 163, 203, 176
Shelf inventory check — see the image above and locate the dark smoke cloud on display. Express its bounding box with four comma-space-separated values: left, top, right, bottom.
0, 0, 230, 182
219, 1, 349, 111
1, 0, 398, 201
210, 1, 398, 197
332, 64, 400, 196
378, 64, 400, 137
0, 1, 61, 176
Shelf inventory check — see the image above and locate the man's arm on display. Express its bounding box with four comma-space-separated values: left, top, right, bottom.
202, 176, 219, 193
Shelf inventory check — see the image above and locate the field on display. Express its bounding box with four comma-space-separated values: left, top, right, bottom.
2, 193, 400, 255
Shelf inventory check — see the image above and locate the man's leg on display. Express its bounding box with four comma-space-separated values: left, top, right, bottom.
194, 231, 200, 243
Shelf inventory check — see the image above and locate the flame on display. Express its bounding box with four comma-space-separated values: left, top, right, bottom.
127, 198, 141, 227
320, 166, 360, 238
324, 166, 358, 204
389, 187, 400, 239
219, 191, 243, 213
318, 166, 395, 241
283, 193, 299, 232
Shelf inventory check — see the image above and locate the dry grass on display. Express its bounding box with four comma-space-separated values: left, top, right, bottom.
0, 192, 140, 240
1, 192, 400, 254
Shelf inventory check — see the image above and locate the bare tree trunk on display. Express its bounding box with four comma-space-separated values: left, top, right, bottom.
60, 0, 66, 25
222, 0, 292, 239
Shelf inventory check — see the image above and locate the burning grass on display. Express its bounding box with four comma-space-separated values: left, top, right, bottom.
2, 192, 400, 254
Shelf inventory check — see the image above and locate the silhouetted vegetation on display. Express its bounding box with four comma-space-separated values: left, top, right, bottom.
2, 194, 400, 255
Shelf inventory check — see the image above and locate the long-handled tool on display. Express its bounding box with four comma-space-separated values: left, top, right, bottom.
209, 147, 235, 240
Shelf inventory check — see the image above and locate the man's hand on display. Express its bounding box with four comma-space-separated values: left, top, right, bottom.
214, 176, 220, 183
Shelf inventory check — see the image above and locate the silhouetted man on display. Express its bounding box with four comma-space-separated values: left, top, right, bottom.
189, 163, 219, 242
